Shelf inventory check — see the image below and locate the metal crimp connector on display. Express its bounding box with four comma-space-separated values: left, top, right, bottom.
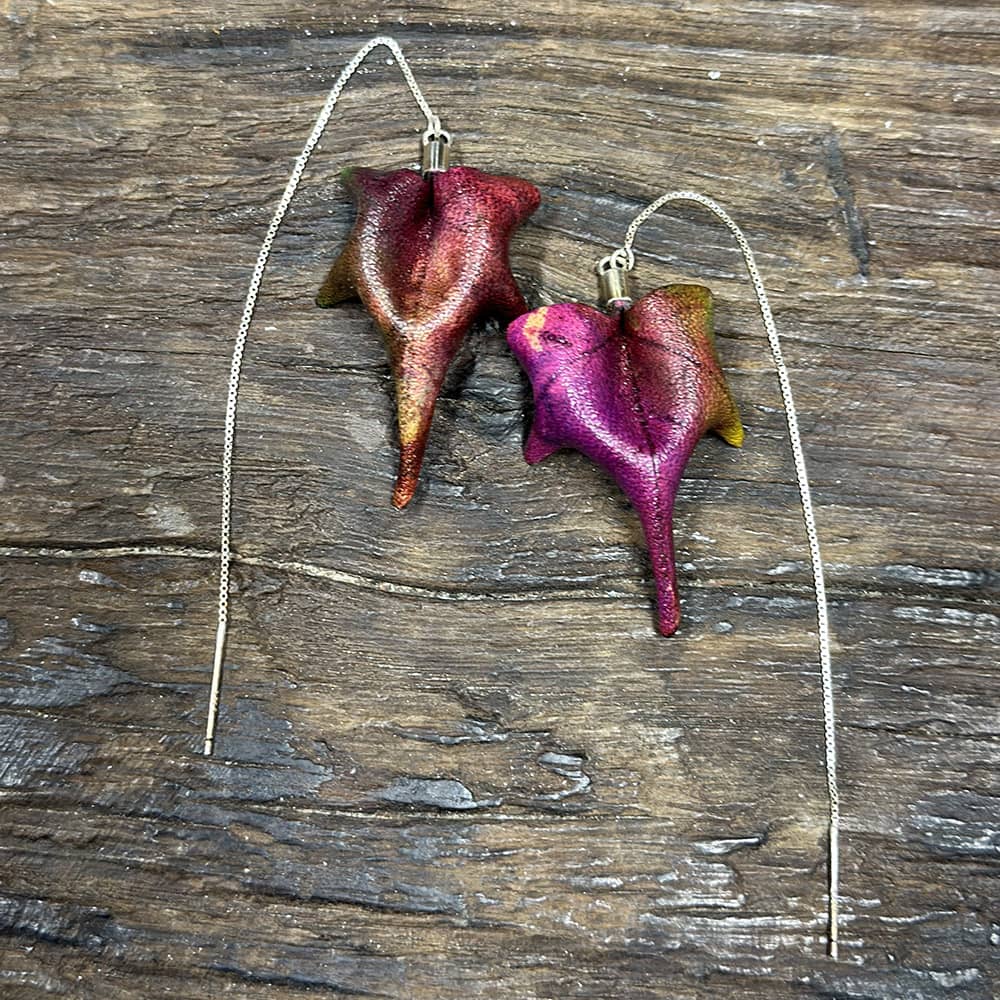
596, 249, 635, 309
421, 121, 452, 175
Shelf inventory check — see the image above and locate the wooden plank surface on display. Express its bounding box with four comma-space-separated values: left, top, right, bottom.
1, 2, 997, 997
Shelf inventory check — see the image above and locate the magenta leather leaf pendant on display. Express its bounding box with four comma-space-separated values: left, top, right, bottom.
506, 285, 744, 635
317, 164, 540, 508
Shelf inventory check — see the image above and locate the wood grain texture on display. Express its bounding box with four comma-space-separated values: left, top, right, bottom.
1, 2, 997, 997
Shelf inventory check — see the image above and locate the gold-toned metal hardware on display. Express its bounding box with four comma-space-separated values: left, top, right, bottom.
421, 128, 451, 174
596, 251, 633, 308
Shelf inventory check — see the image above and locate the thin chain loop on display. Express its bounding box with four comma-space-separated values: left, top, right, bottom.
204, 36, 445, 758
616, 190, 841, 958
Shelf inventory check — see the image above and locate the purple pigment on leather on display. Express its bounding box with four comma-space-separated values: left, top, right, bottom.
507, 284, 744, 635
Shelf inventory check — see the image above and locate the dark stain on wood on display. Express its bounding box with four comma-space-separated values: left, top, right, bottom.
822, 131, 871, 279
1, 2, 998, 998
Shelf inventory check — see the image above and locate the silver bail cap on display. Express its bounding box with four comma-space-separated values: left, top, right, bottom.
421, 119, 451, 175
596, 249, 634, 309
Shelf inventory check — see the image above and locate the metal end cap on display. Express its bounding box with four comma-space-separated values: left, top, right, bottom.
421, 127, 452, 175
596, 250, 634, 308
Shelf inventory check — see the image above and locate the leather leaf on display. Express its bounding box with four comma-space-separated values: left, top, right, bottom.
507, 284, 744, 635
317, 165, 540, 508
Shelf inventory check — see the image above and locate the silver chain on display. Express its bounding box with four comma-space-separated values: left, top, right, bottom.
617, 190, 841, 958
202, 46, 841, 959
203, 36, 445, 758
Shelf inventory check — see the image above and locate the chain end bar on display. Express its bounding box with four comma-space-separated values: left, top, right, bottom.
203, 619, 227, 756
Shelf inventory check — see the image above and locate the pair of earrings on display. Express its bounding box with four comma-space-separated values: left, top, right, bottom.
202, 37, 841, 958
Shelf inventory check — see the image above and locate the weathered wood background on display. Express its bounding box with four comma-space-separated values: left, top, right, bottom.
1, 2, 997, 997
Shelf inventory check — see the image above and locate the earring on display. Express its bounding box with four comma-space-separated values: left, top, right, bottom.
506, 189, 841, 957
317, 144, 539, 510
203, 36, 537, 757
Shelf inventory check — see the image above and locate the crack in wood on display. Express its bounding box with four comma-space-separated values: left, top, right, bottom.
1, 543, 996, 609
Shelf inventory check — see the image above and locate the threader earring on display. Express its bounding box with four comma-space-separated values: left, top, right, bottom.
506, 189, 841, 957
203, 36, 539, 756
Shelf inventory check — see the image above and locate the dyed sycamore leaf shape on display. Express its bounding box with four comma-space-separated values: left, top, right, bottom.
506, 285, 744, 635
317, 165, 540, 508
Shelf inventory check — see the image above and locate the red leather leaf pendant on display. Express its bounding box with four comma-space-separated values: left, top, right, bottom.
506, 285, 744, 635
317, 165, 540, 508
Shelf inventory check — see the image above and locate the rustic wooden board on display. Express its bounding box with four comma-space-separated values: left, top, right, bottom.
1, 2, 997, 997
